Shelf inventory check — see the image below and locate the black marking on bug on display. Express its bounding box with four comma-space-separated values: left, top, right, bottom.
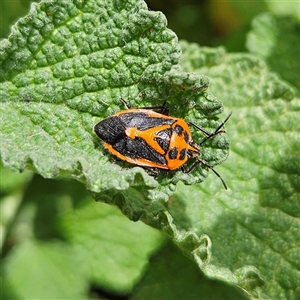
154, 137, 170, 153
113, 136, 167, 165
187, 148, 199, 158
154, 128, 172, 152
94, 114, 168, 165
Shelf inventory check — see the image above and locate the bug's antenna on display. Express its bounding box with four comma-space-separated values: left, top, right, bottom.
206, 163, 228, 190
199, 112, 232, 145
120, 97, 131, 109
187, 112, 232, 146
197, 159, 228, 190
185, 113, 232, 189
213, 112, 232, 134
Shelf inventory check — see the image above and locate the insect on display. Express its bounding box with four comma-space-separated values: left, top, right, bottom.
94, 99, 231, 189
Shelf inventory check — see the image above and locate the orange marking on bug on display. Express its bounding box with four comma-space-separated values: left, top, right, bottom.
125, 127, 138, 139
125, 124, 172, 155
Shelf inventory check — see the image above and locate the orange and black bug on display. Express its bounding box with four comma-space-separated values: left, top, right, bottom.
94, 99, 231, 189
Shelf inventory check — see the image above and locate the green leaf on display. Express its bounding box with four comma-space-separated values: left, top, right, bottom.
2, 240, 88, 299
131, 242, 246, 300
0, 0, 229, 205
0, 0, 31, 38
0, 162, 33, 250
59, 199, 165, 295
1, 174, 165, 298
246, 12, 300, 88
173, 40, 300, 299
265, 1, 300, 21
0, 161, 32, 195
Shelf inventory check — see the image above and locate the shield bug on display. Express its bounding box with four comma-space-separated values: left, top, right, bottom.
94, 99, 231, 189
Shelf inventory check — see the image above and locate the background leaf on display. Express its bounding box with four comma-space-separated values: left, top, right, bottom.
2, 240, 88, 299
1, 172, 165, 298
59, 197, 165, 294
131, 242, 246, 299
246, 12, 300, 89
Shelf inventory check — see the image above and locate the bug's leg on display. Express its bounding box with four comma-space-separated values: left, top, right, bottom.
144, 167, 160, 176
120, 97, 169, 115
188, 112, 232, 145
156, 101, 169, 115
188, 121, 212, 137
182, 159, 227, 190
212, 112, 232, 134
138, 100, 169, 115
120, 97, 131, 109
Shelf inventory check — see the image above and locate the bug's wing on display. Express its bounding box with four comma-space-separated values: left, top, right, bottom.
119, 112, 174, 130
113, 136, 168, 166
94, 116, 127, 144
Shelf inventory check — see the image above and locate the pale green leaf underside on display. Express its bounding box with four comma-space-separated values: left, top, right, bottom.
60, 200, 165, 294
2, 240, 88, 299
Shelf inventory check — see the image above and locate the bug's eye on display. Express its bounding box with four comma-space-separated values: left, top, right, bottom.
179, 149, 186, 160
174, 124, 184, 136
184, 131, 190, 143
187, 149, 199, 158
168, 147, 178, 160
